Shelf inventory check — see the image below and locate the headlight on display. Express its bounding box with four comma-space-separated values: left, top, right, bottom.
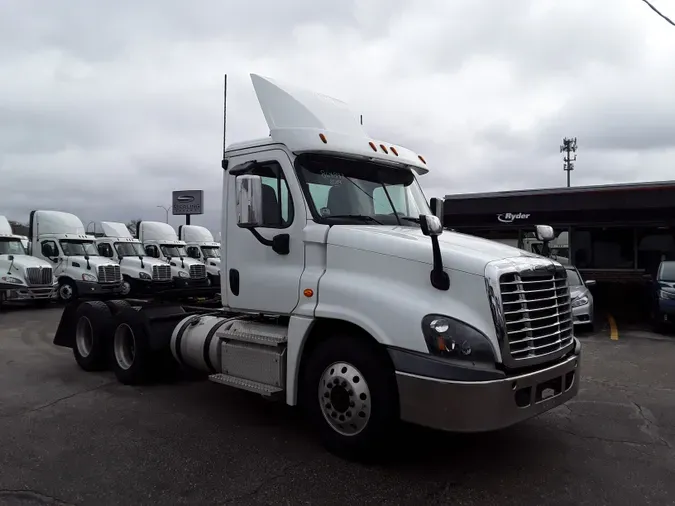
572, 296, 589, 308
81, 273, 97, 282
139, 271, 151, 280
178, 271, 189, 278
421, 314, 496, 365
1, 276, 24, 285
659, 290, 675, 300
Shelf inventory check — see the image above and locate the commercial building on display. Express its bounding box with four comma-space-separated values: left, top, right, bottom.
444, 180, 675, 320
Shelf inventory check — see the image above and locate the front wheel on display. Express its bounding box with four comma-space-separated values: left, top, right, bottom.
119, 277, 132, 297
58, 279, 78, 302
300, 334, 399, 462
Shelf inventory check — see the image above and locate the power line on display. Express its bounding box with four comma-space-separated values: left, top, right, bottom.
560, 137, 578, 188
641, 0, 675, 26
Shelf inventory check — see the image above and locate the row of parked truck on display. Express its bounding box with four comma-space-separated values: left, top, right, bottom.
0, 212, 220, 307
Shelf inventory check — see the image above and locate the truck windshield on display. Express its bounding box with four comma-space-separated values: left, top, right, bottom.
295, 153, 432, 226
60, 240, 98, 256
115, 242, 145, 257
566, 268, 583, 286
0, 238, 26, 255
658, 261, 675, 281
161, 245, 187, 258
201, 246, 220, 258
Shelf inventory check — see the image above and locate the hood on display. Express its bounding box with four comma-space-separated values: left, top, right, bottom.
69, 256, 116, 269
326, 225, 542, 276
206, 258, 221, 267
0, 254, 52, 269
118, 255, 167, 270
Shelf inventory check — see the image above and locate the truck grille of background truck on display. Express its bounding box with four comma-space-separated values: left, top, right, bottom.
152, 265, 172, 281
98, 265, 121, 283
499, 269, 573, 363
189, 264, 206, 280
25, 267, 53, 286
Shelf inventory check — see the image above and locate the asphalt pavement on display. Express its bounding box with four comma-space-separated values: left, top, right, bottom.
1, 306, 674, 506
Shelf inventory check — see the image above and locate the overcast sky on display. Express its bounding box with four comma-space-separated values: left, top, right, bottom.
2, 0, 674, 235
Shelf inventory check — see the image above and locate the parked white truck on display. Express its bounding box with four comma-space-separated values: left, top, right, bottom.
178, 225, 221, 286
0, 216, 57, 307
29, 210, 123, 302
93, 221, 173, 296
53, 74, 580, 460
136, 221, 210, 289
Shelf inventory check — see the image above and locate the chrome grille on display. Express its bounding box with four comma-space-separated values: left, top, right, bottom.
498, 268, 573, 363
98, 265, 121, 283
25, 267, 53, 286
152, 264, 172, 281
189, 264, 206, 279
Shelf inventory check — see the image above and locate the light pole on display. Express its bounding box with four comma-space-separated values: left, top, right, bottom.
157, 205, 172, 223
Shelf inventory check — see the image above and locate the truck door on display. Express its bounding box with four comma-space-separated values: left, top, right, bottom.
225, 149, 306, 314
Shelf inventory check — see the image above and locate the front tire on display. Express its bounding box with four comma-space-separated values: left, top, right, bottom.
120, 277, 132, 297
300, 334, 399, 462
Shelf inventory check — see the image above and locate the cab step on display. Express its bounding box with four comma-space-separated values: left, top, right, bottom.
217, 320, 287, 347
208, 373, 283, 396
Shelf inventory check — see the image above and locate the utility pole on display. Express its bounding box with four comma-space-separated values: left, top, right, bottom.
560, 137, 578, 188
157, 205, 171, 223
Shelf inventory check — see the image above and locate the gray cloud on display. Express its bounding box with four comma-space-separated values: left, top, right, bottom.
2, 0, 675, 237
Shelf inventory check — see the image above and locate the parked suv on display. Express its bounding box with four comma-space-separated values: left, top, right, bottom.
650, 260, 675, 332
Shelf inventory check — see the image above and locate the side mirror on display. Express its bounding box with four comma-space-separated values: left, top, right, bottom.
236, 174, 264, 228
8, 254, 14, 261
535, 225, 555, 242
420, 214, 443, 237
429, 197, 444, 224
585, 279, 596, 288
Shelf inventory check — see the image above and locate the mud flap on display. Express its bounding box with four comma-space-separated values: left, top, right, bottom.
53, 302, 81, 348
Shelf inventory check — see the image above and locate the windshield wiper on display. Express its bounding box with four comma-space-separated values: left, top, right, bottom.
327, 214, 384, 225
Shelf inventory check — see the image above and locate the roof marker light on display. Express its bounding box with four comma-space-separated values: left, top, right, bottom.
368, 141, 377, 152
319, 133, 327, 144
380, 144, 389, 154
390, 146, 399, 156
418, 155, 427, 164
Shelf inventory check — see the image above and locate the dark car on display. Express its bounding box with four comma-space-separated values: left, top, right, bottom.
650, 260, 675, 332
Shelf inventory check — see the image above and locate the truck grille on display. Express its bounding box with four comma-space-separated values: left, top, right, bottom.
189, 264, 206, 280
25, 267, 53, 286
98, 265, 121, 283
152, 264, 172, 281
498, 268, 573, 363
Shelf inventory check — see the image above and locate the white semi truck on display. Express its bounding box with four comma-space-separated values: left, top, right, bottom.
136, 221, 210, 290
93, 221, 174, 296
53, 74, 580, 460
0, 215, 57, 307
178, 225, 221, 286
29, 210, 123, 302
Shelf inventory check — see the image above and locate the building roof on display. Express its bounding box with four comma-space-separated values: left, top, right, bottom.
445, 179, 675, 200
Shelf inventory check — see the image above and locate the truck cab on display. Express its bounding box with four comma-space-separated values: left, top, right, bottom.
178, 225, 221, 286
93, 221, 173, 296
137, 221, 209, 288
0, 215, 57, 306
29, 210, 123, 302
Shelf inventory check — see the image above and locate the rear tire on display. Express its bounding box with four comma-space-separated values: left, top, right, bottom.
300, 334, 399, 462
110, 308, 152, 385
73, 301, 112, 371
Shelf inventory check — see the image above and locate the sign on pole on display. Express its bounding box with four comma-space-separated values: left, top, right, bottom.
172, 190, 204, 216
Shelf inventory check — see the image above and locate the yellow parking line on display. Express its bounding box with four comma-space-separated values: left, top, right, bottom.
608, 314, 619, 340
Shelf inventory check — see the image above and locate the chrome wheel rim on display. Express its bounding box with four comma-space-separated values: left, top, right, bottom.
114, 324, 136, 370
75, 316, 93, 358
318, 361, 371, 436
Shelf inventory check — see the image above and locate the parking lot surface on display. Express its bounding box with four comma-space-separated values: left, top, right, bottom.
1, 307, 674, 506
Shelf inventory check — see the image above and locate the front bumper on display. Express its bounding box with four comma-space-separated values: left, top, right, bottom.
657, 298, 675, 323
394, 340, 581, 433
75, 280, 123, 296
1, 284, 57, 300
572, 300, 594, 325
173, 277, 209, 289
129, 277, 174, 294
